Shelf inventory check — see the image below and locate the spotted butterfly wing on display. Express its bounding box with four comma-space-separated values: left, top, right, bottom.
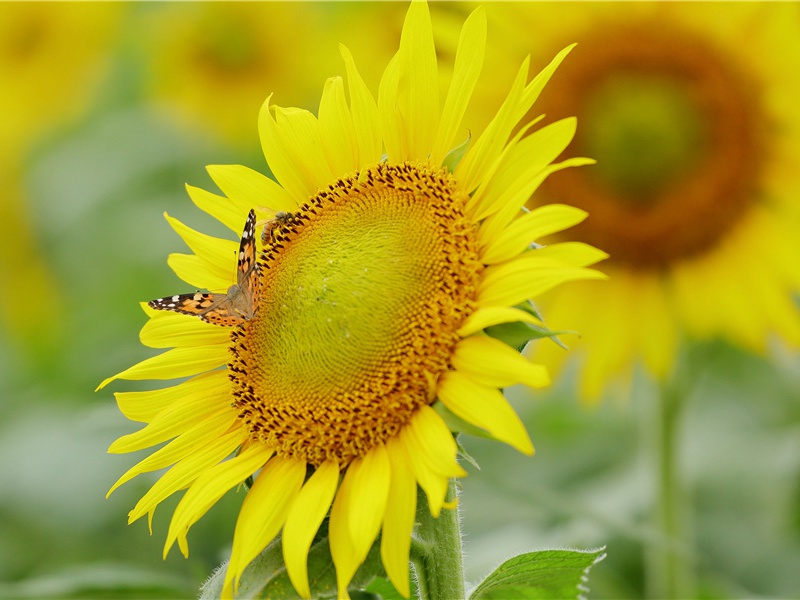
148, 209, 260, 327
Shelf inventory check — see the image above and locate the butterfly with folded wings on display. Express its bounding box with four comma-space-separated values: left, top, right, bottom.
148, 209, 260, 327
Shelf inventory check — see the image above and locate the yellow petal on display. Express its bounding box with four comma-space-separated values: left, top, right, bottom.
468, 118, 577, 223
164, 213, 238, 276
532, 242, 610, 268
481, 204, 588, 265
319, 76, 359, 177
139, 309, 230, 349
456, 306, 543, 338
164, 443, 275, 558
127, 427, 243, 523
396, 0, 439, 161
112, 370, 229, 423
399, 405, 463, 518
452, 335, 549, 389
166, 252, 231, 292
380, 437, 416, 598
283, 459, 340, 599
478, 259, 607, 309
258, 95, 316, 202
378, 52, 403, 161
186, 184, 244, 234
457, 45, 575, 194
330, 445, 391, 597
438, 371, 533, 455
274, 105, 335, 194
339, 44, 382, 168
108, 381, 231, 454
224, 456, 306, 596
432, 6, 486, 165
97, 345, 228, 389
110, 410, 233, 498
206, 164, 297, 213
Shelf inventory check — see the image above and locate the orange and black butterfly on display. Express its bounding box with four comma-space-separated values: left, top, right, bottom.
148, 209, 260, 327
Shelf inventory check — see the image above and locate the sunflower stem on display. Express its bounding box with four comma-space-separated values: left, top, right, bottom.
644, 364, 696, 600
411, 479, 465, 600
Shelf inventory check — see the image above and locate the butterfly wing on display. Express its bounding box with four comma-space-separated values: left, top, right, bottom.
148, 292, 248, 326
233, 208, 260, 316
147, 209, 260, 327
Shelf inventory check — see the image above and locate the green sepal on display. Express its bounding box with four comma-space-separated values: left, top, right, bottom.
433, 401, 494, 447
485, 302, 573, 352
442, 134, 471, 173
200, 520, 394, 599
469, 548, 606, 600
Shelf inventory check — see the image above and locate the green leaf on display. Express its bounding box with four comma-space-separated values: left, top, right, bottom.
469, 548, 606, 600
200, 524, 388, 600
485, 302, 574, 352
443, 134, 471, 173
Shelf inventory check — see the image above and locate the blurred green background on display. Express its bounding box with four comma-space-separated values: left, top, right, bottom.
1, 3, 799, 599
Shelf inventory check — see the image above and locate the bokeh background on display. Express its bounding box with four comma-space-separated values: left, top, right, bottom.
1, 3, 799, 599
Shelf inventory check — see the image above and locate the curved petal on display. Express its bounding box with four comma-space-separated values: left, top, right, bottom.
399, 405, 463, 518
139, 309, 230, 349
319, 76, 359, 177
283, 459, 340, 599
432, 6, 486, 165
330, 445, 391, 598
396, 0, 439, 161
380, 436, 416, 598
186, 184, 243, 234
224, 456, 306, 596
164, 442, 275, 558
259, 96, 318, 202
456, 306, 543, 338
452, 335, 550, 389
164, 213, 238, 275
480, 204, 588, 265
97, 345, 228, 389
468, 118, 577, 223
206, 164, 297, 213
112, 370, 229, 423
127, 427, 244, 523
166, 252, 231, 292
438, 370, 533, 455
478, 260, 607, 309
339, 44, 382, 168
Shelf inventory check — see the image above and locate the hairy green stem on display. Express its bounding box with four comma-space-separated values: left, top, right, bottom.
411, 479, 465, 600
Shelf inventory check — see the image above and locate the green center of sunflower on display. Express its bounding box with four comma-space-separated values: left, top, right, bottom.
582, 74, 709, 199
229, 163, 481, 467
538, 24, 763, 269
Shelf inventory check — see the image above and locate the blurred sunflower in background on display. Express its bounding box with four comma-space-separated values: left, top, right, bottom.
463, 2, 800, 401
0, 3, 120, 363
101, 2, 606, 598
138, 3, 404, 148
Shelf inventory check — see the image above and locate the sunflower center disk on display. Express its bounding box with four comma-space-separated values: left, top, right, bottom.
229, 163, 481, 466
540, 25, 762, 269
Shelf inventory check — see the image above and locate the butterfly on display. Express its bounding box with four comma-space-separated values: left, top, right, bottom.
148, 209, 260, 327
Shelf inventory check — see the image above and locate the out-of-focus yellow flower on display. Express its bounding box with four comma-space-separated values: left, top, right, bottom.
457, 2, 800, 401
101, 2, 606, 597
0, 3, 120, 348
0, 3, 120, 154
140, 3, 404, 146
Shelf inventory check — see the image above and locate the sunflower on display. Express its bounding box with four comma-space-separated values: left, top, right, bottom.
462, 2, 800, 401
100, 2, 606, 598
140, 2, 403, 146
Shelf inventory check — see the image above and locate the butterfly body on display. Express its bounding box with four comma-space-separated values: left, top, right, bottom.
148, 209, 260, 327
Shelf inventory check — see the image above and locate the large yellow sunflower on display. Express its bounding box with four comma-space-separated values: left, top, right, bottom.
100, 2, 606, 598
458, 2, 800, 402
